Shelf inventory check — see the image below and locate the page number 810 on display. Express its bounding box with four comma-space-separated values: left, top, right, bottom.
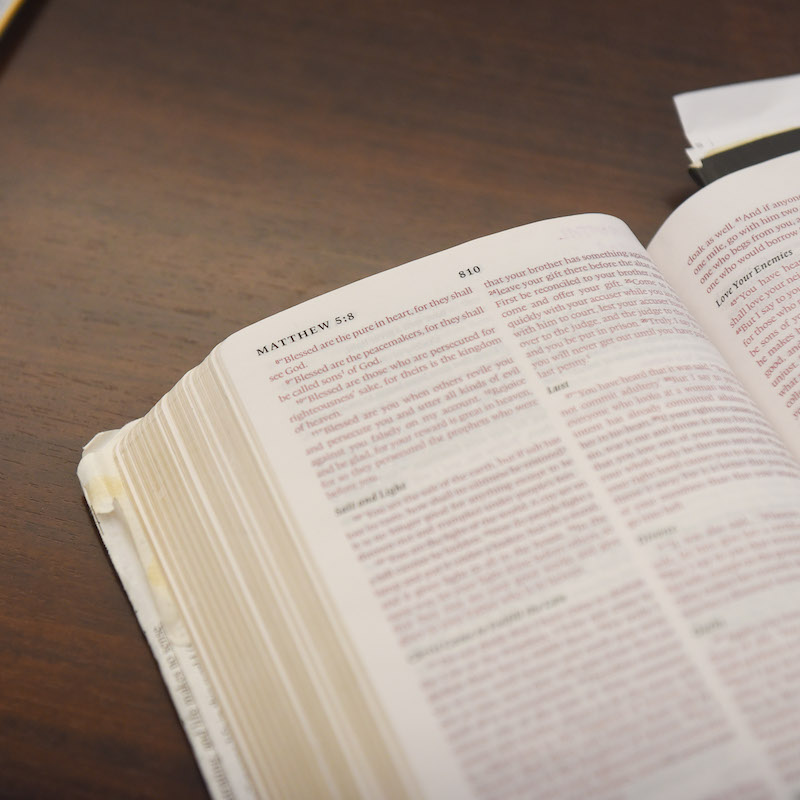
458, 266, 481, 278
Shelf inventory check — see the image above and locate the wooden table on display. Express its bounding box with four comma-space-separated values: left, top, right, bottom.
2, 0, 798, 796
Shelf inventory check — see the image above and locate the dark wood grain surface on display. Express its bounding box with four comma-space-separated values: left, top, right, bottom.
2, 0, 798, 796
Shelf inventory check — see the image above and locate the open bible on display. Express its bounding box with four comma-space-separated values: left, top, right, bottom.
79, 151, 800, 799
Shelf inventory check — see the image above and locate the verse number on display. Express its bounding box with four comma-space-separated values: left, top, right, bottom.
458, 266, 481, 278
335, 312, 355, 324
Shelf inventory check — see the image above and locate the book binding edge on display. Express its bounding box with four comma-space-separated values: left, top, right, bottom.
78, 430, 257, 800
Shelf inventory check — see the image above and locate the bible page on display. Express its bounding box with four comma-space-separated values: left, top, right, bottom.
648, 151, 800, 459
219, 214, 800, 799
